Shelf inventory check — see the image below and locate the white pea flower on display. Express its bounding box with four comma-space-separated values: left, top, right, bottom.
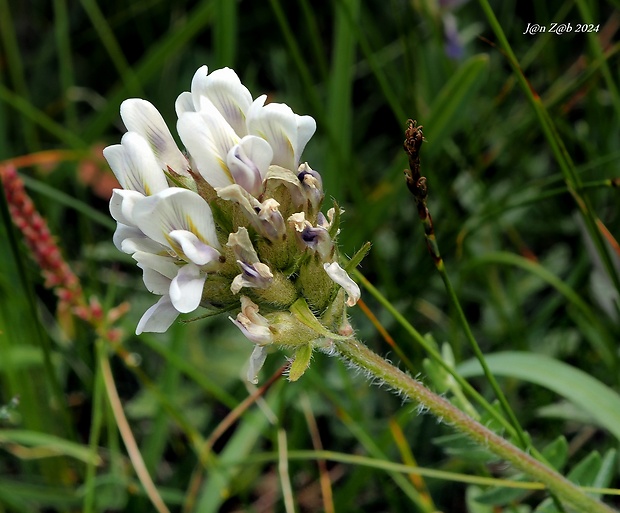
105, 64, 364, 382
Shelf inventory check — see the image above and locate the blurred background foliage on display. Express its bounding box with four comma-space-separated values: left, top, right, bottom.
1, 0, 619, 511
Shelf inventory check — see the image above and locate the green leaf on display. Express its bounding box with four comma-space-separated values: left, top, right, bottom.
289, 298, 349, 340
344, 241, 371, 272
591, 449, 617, 499
540, 436, 568, 472
458, 352, 620, 442
288, 344, 313, 382
0, 430, 101, 465
567, 451, 602, 487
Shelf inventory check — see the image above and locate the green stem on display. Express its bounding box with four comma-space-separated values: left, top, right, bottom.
405, 191, 531, 451
330, 337, 617, 513
83, 341, 106, 513
353, 269, 517, 439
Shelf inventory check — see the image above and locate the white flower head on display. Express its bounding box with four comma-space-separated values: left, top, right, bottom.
104, 64, 366, 370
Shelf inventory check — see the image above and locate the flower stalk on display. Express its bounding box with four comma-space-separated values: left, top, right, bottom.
330, 336, 616, 513
403, 120, 532, 452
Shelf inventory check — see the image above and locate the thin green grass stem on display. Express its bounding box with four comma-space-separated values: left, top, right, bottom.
214, 0, 237, 68
334, 0, 408, 123
325, 0, 359, 198
330, 337, 617, 513
0, 0, 38, 150
83, 341, 106, 513
82, 1, 215, 141
267, 0, 323, 116
434, 257, 531, 451
574, 0, 620, 119
0, 83, 86, 149
344, 411, 436, 512
53, 0, 78, 131
79, 0, 143, 98
236, 450, 620, 496
477, 0, 620, 303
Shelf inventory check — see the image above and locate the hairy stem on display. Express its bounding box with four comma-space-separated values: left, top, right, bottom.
330, 337, 616, 513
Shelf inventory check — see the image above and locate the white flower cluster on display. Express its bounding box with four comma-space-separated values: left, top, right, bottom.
104, 66, 360, 381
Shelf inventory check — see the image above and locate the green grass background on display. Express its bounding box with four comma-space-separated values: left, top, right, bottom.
1, 0, 619, 511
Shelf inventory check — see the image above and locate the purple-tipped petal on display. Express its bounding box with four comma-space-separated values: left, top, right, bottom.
226, 135, 273, 196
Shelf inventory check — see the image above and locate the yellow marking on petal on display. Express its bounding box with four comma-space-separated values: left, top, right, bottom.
285, 136, 294, 159
218, 157, 234, 182
185, 216, 202, 240
143, 183, 151, 196
164, 233, 185, 260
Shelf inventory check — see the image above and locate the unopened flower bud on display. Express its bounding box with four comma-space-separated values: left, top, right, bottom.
288, 212, 333, 261
230, 296, 320, 383
230, 296, 273, 345
227, 228, 274, 293
217, 184, 286, 241
297, 162, 324, 213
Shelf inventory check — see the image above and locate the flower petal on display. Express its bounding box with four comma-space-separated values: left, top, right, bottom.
247, 95, 315, 170
189, 65, 210, 111
113, 223, 164, 254
227, 227, 259, 264
175, 91, 195, 116
177, 110, 236, 188
246, 345, 268, 384
133, 251, 179, 281
323, 262, 361, 306
103, 132, 169, 195
230, 296, 273, 345
295, 115, 317, 163
226, 135, 273, 196
109, 189, 144, 225
169, 263, 206, 313
120, 99, 189, 175
136, 295, 179, 334
169, 229, 221, 266
141, 267, 173, 295
132, 187, 222, 252
195, 67, 253, 136
230, 262, 273, 294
